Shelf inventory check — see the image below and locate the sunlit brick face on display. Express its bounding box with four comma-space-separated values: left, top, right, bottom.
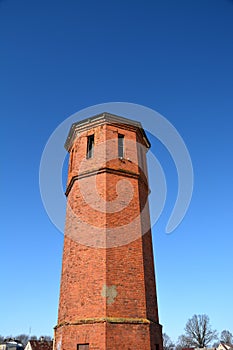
54, 113, 163, 350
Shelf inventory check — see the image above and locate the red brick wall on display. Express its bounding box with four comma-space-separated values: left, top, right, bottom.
55, 321, 162, 350
54, 117, 163, 350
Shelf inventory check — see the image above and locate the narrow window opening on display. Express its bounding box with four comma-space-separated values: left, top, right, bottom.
118, 134, 124, 158
70, 149, 74, 170
77, 345, 89, 350
139, 146, 144, 170
86, 134, 94, 159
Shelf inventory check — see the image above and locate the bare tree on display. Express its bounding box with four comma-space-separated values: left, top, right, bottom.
181, 314, 218, 348
220, 330, 233, 345
16, 334, 29, 347
0, 335, 4, 343
29, 335, 38, 340
163, 333, 175, 350
176, 334, 194, 350
212, 341, 220, 348
39, 336, 52, 341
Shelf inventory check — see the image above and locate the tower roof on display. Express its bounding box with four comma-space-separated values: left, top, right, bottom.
64, 112, 151, 151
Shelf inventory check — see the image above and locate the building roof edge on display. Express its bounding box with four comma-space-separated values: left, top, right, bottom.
64, 112, 151, 151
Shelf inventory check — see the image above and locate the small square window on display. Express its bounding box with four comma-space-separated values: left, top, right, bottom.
77, 344, 89, 350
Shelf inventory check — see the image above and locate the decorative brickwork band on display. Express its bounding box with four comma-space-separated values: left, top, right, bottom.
55, 317, 162, 329
65, 166, 143, 196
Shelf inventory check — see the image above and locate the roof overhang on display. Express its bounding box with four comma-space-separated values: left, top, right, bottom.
64, 112, 151, 151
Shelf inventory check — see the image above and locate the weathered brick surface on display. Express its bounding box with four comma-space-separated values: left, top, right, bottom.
54, 115, 163, 350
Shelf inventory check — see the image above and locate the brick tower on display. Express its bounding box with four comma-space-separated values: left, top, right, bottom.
54, 113, 163, 350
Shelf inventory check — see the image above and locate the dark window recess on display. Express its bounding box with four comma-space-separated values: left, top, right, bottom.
86, 134, 94, 159
77, 345, 89, 350
118, 134, 124, 158
155, 344, 160, 350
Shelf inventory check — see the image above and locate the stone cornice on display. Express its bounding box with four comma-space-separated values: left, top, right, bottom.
64, 112, 151, 151
65, 167, 149, 196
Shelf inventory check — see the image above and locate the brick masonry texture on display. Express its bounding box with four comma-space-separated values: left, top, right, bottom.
54, 115, 163, 350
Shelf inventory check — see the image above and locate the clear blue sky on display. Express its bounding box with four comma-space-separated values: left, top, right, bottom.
1, 0, 232, 343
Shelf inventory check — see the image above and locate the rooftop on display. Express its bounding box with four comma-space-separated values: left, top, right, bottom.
27, 340, 53, 350
64, 112, 150, 151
